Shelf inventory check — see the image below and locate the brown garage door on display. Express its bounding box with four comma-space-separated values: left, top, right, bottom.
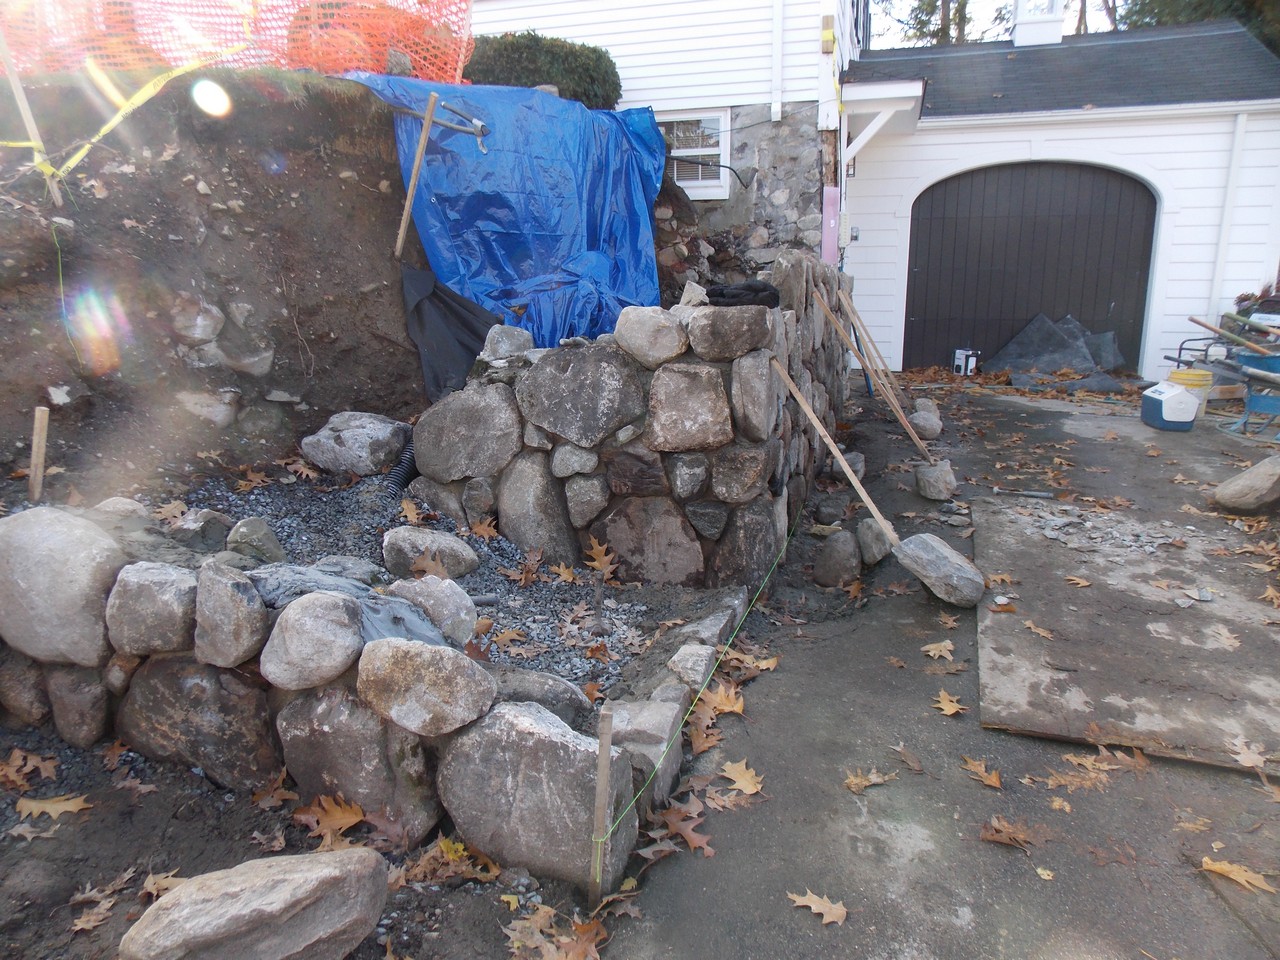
903, 161, 1155, 371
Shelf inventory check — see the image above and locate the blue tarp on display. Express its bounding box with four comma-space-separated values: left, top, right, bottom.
353, 75, 666, 347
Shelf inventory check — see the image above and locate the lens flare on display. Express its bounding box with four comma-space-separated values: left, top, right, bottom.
191, 79, 232, 117
67, 290, 132, 376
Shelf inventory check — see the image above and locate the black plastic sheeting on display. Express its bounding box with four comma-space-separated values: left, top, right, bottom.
354, 75, 666, 348
402, 264, 498, 402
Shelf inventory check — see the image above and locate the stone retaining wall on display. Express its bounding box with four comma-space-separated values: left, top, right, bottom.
412, 250, 852, 589
0, 496, 750, 893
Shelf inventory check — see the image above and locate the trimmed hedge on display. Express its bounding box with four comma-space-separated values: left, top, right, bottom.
462, 31, 622, 110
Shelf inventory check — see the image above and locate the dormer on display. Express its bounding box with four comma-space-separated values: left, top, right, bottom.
1012, 0, 1067, 47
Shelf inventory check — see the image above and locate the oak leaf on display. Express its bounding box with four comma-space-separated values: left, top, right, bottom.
16, 793, 93, 820
885, 656, 907, 669
1227, 736, 1269, 770
152, 500, 187, 526
719, 759, 763, 795
284, 458, 320, 480
235, 468, 271, 492
71, 900, 114, 932
581, 682, 604, 704
399, 499, 430, 526
657, 797, 714, 857
1032, 767, 1110, 793
1023, 620, 1055, 641
987, 602, 1017, 613
787, 890, 847, 925
410, 550, 451, 580
549, 562, 578, 583
1200, 857, 1276, 894
7, 822, 59, 841
938, 612, 959, 629
102, 740, 128, 771
843, 767, 897, 795
469, 516, 499, 541
923, 660, 969, 676
1260, 585, 1280, 609
921, 639, 954, 661
584, 640, 618, 663
891, 742, 924, 774
490, 628, 528, 650
702, 679, 745, 716
251, 828, 286, 851
1064, 576, 1091, 588
842, 579, 864, 600
292, 794, 365, 844
960, 756, 1002, 789
1063, 752, 1120, 773
141, 870, 186, 901
980, 815, 1050, 854
251, 768, 298, 810
931, 689, 967, 716
584, 535, 620, 583
1096, 745, 1150, 777
1050, 797, 1072, 813
114, 775, 158, 801
988, 573, 1015, 586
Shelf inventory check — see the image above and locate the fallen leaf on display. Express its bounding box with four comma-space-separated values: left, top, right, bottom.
15, 794, 93, 821
931, 689, 968, 716
1172, 473, 1197, 485
583, 535, 619, 582
469, 516, 499, 541
1206, 624, 1240, 650
292, 794, 365, 845
141, 870, 186, 901
235, 467, 271, 492
1032, 768, 1110, 793
1146, 447, 1162, 457
938, 612, 959, 629
581, 681, 605, 703
988, 573, 1015, 586
987, 602, 1018, 613
1149, 579, 1171, 590
399, 499, 430, 526
787, 890, 847, 925
657, 797, 714, 857
701, 680, 744, 717
102, 740, 128, 771
250, 828, 286, 851
548, 562, 578, 583
843, 767, 897, 795
960, 756, 1002, 789
1064, 576, 1092, 588
923, 660, 969, 676
1063, 752, 1120, 773
152, 500, 187, 526
980, 815, 1050, 854
71, 900, 114, 932
114, 775, 158, 801
284, 458, 320, 481
1036, 867, 1055, 881
583, 640, 618, 663
1050, 797, 1072, 813
6, 822, 59, 841
921, 640, 954, 661
410, 550, 451, 580
719, 759, 763, 795
885, 656, 907, 669
1101, 430, 1121, 441
1200, 857, 1277, 893
1227, 736, 1269, 770
251, 768, 299, 810
891, 742, 925, 773
1260, 585, 1280, 609
1023, 619, 1055, 641
842, 580, 864, 600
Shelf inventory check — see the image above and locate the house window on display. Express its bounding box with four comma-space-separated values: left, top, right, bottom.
656, 110, 732, 201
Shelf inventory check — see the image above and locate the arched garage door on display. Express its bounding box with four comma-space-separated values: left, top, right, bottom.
903, 162, 1156, 371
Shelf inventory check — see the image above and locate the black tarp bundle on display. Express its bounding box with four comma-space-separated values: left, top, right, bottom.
402, 264, 499, 403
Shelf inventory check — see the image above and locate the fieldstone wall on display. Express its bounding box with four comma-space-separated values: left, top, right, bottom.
0, 494, 749, 894
413, 250, 851, 589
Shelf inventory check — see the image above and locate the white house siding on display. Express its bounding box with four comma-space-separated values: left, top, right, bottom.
470, 0, 826, 113
839, 104, 1280, 378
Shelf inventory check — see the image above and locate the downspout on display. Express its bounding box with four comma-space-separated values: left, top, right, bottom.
771, 0, 784, 121
1207, 111, 1247, 319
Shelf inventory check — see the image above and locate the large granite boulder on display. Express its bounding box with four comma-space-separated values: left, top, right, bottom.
0, 507, 127, 667
106, 561, 197, 656
495, 451, 579, 565
414, 382, 523, 483
277, 688, 442, 849
258, 591, 365, 691
590, 497, 704, 587
356, 639, 496, 737
116, 654, 281, 789
645, 363, 734, 452
437, 702, 637, 892
192, 561, 270, 669
516, 343, 646, 448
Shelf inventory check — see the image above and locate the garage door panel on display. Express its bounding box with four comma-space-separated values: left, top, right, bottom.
904, 162, 1156, 371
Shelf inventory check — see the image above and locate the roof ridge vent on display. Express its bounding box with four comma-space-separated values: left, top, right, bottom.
1012, 0, 1066, 47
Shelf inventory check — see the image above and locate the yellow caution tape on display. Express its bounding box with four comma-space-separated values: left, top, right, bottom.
0, 139, 40, 148
56, 44, 248, 178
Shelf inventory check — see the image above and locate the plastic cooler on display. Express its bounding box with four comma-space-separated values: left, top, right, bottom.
1141, 382, 1199, 431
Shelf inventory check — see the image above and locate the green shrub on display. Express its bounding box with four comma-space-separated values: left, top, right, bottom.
463, 31, 622, 110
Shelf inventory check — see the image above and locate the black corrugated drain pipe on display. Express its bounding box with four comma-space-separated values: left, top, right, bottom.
384, 439, 420, 497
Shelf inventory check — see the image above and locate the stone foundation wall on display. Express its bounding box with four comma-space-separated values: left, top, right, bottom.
412, 250, 852, 589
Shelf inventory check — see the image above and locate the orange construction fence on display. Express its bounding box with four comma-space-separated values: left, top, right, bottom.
1, 0, 474, 82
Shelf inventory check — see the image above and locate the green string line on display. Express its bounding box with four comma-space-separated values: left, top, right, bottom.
592, 505, 807, 854
50, 224, 83, 371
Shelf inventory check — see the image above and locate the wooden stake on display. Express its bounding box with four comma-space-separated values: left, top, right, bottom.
0, 27, 62, 207
1187, 315, 1275, 355
771, 357, 899, 545
816, 294, 935, 464
29, 406, 49, 503
587, 707, 615, 910
840, 289, 911, 411
393, 91, 439, 261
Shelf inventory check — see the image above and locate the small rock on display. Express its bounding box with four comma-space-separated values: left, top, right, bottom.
0, 645, 51, 725
1212, 455, 1280, 512
227, 517, 287, 564
857, 517, 894, 565
812, 529, 862, 588
387, 576, 477, 646
301, 412, 411, 477
106, 561, 198, 656
193, 561, 270, 668
382, 527, 479, 580
915, 460, 958, 501
892, 534, 985, 608
259, 591, 365, 690
667, 643, 718, 690
908, 410, 943, 440
45, 665, 108, 748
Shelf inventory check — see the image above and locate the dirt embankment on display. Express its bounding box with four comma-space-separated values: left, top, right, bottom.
0, 70, 430, 508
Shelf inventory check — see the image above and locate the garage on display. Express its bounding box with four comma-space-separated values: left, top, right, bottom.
902, 161, 1156, 371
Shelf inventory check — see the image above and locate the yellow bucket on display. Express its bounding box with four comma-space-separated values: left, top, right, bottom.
1168, 367, 1213, 417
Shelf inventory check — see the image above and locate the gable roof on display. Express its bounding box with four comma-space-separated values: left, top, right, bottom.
842, 20, 1280, 117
